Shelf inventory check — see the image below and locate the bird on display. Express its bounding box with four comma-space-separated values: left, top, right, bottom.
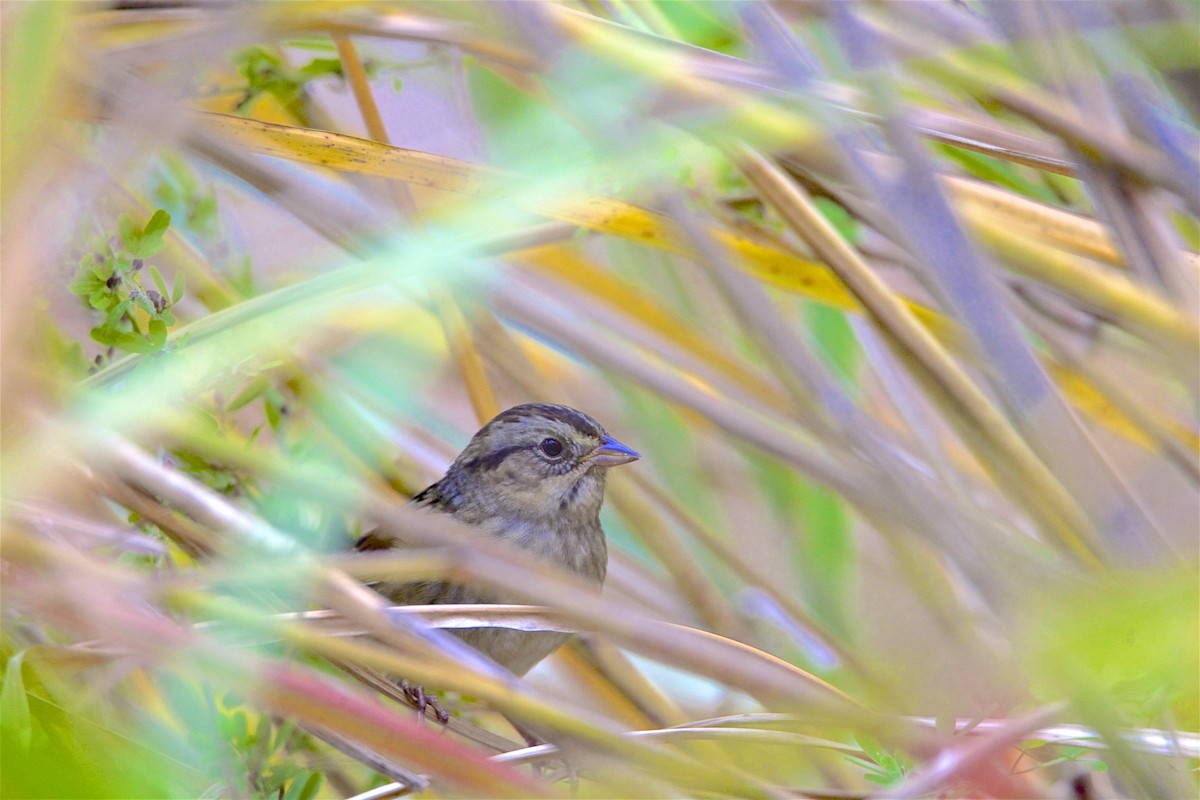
356, 403, 640, 712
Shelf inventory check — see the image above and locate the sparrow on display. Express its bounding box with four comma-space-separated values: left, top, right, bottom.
358, 403, 639, 681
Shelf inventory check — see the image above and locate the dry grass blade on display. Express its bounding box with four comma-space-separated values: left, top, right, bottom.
734, 145, 1102, 566
198, 111, 1176, 459
949, 175, 1200, 277
494, 283, 866, 499
968, 210, 1200, 361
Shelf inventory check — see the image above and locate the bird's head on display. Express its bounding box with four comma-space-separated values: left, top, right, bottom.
444, 403, 639, 524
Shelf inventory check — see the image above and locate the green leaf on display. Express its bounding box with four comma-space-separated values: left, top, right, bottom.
264, 390, 284, 430
171, 272, 185, 304
271, 719, 296, 754
149, 265, 169, 298
143, 209, 170, 240
265, 79, 301, 108
114, 331, 155, 354
854, 733, 887, 765
228, 709, 249, 744
88, 290, 115, 311
283, 37, 338, 53
805, 300, 860, 392
90, 326, 119, 346
250, 714, 269, 748
133, 293, 155, 316
148, 319, 167, 349
90, 256, 114, 280
117, 213, 139, 251
282, 771, 321, 800
935, 143, 1059, 204
654, 1, 738, 51
69, 269, 104, 297
1172, 212, 1200, 250
296, 57, 342, 82
797, 474, 853, 634
229, 255, 256, 296
139, 209, 171, 256
192, 195, 218, 235
105, 299, 131, 324
1, 651, 31, 751
155, 180, 180, 208
228, 374, 271, 413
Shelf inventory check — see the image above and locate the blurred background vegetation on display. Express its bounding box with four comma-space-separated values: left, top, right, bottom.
1, 1, 1197, 798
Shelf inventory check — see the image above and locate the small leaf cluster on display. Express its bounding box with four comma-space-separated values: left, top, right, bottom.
234, 46, 345, 115
1018, 741, 1109, 776
847, 734, 914, 787
153, 154, 260, 297
172, 449, 244, 497
163, 675, 321, 800
219, 706, 321, 800
277, 36, 411, 93
68, 210, 184, 357
154, 154, 220, 239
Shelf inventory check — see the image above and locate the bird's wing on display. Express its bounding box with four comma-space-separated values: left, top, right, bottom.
354, 482, 453, 603
410, 480, 454, 512
353, 481, 450, 553
353, 529, 395, 552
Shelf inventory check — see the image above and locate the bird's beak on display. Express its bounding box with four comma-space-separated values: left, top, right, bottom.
584, 436, 640, 467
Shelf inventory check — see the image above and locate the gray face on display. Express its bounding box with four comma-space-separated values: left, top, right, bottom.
444, 403, 638, 524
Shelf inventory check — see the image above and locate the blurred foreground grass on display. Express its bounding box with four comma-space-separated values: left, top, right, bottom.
2, 2, 1197, 798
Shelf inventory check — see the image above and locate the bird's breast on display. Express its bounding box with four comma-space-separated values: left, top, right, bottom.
479, 513, 608, 586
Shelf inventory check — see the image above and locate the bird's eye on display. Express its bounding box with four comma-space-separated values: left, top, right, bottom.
539, 437, 564, 458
